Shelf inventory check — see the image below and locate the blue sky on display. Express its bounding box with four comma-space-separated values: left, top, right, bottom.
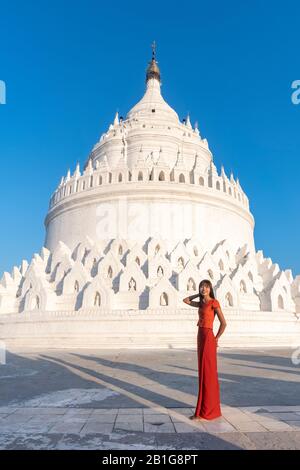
0, 0, 299, 277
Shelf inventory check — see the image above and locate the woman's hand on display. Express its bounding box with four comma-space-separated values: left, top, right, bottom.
183, 293, 200, 307
215, 336, 219, 348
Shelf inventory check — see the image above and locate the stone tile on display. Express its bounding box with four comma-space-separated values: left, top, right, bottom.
250, 413, 279, 424
143, 414, 172, 424
48, 422, 86, 433
261, 406, 300, 412
64, 409, 93, 417
284, 421, 300, 429
173, 421, 206, 433
259, 421, 295, 431
168, 407, 194, 414
169, 414, 196, 423
268, 412, 300, 421
243, 432, 300, 450
210, 432, 257, 450
115, 414, 143, 421
167, 408, 194, 420
0, 408, 17, 415
239, 406, 262, 413
234, 421, 269, 432
0, 424, 28, 433
34, 408, 68, 415
201, 421, 237, 434
154, 432, 238, 450
15, 423, 54, 433
26, 416, 61, 425
8, 408, 43, 415
87, 414, 116, 423
80, 422, 114, 434
239, 410, 259, 419
222, 408, 251, 416
115, 416, 143, 430
144, 422, 176, 433
114, 420, 143, 432
91, 408, 118, 414
117, 408, 143, 414
143, 407, 169, 415
60, 417, 89, 424
113, 419, 144, 431
0, 414, 33, 425
225, 413, 256, 424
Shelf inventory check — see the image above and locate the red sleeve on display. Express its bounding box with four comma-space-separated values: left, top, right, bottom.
213, 299, 220, 309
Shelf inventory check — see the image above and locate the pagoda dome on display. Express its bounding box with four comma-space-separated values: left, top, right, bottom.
126, 76, 180, 124
126, 43, 179, 124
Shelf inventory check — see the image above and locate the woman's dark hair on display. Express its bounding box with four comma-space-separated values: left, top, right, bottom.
198, 279, 215, 307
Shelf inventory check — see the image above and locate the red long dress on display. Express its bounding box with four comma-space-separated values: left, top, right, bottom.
194, 298, 222, 420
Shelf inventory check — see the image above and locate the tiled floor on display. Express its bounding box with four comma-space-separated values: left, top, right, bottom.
1, 348, 300, 449
1, 405, 300, 435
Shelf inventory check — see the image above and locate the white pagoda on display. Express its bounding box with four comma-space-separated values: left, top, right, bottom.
1, 46, 300, 349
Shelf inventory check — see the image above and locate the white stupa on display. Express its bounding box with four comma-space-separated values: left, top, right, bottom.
1, 46, 300, 349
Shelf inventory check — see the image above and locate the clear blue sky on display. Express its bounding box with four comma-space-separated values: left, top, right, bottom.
0, 0, 299, 277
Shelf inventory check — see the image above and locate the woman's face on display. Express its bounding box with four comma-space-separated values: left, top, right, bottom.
200, 283, 210, 296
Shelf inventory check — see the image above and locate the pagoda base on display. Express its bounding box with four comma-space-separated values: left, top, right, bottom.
0, 308, 300, 350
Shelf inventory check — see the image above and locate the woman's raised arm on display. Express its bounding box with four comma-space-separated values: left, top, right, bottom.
183, 293, 200, 308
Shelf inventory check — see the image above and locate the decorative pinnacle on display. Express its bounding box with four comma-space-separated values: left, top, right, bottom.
113, 111, 119, 126
186, 113, 192, 129
74, 162, 81, 178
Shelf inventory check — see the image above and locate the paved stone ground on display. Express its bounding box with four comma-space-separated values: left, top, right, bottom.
0, 348, 300, 450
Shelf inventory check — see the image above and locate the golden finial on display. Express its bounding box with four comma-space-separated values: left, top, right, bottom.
146, 41, 161, 83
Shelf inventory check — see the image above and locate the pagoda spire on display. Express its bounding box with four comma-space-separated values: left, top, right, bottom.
152, 40, 156, 60
146, 41, 161, 83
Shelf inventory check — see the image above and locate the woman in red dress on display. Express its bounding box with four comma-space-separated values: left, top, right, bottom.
183, 279, 227, 421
